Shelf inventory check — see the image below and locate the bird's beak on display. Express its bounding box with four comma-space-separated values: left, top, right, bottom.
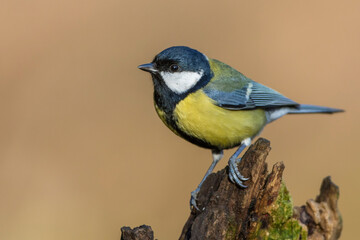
138, 63, 157, 73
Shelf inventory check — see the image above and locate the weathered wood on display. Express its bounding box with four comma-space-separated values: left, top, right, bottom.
120, 138, 342, 240
121, 225, 154, 240
293, 177, 342, 240
180, 138, 273, 240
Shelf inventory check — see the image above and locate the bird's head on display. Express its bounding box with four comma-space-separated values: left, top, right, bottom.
138, 46, 211, 95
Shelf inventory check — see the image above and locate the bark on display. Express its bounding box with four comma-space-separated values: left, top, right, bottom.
121, 225, 154, 240
120, 138, 342, 240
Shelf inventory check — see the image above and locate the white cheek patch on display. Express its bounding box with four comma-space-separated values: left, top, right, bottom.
160, 70, 204, 94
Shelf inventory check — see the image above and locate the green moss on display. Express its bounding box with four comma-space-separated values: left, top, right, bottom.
249, 183, 308, 240
270, 183, 294, 227
267, 218, 307, 240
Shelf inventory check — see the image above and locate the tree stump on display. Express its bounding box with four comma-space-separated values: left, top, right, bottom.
120, 138, 342, 240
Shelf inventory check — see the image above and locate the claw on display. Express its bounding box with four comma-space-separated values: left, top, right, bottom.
231, 158, 249, 181
228, 155, 249, 188
228, 161, 248, 188
190, 190, 200, 211
227, 139, 251, 187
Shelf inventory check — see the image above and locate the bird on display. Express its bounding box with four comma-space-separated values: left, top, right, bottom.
138, 46, 343, 210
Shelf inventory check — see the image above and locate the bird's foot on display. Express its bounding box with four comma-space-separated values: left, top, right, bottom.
190, 189, 201, 211
228, 157, 249, 188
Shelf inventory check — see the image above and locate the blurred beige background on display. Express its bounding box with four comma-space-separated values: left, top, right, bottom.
1, 0, 359, 239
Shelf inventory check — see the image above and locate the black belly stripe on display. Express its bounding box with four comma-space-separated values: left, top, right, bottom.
167, 114, 220, 150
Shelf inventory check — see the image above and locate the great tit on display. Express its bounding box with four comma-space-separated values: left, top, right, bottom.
138, 46, 343, 210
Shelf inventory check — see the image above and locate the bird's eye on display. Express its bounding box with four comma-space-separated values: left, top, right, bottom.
169, 64, 180, 72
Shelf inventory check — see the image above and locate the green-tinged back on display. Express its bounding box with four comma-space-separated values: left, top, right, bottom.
205, 59, 251, 92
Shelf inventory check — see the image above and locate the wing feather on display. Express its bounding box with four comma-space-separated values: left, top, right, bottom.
204, 81, 298, 110
203, 59, 298, 110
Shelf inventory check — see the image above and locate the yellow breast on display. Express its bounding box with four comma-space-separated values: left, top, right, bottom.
173, 90, 267, 149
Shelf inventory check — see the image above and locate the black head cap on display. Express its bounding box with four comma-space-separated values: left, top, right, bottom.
151, 46, 210, 74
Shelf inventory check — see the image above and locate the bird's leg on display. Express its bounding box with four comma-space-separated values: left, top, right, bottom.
228, 138, 251, 187
190, 150, 223, 210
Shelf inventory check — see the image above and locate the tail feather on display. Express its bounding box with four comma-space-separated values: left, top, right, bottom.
288, 104, 344, 114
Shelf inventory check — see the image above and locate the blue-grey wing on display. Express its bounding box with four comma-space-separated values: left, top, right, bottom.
204, 81, 299, 110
